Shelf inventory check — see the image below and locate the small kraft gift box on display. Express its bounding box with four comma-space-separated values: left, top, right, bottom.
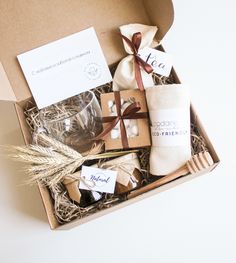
98, 89, 151, 150
0, 0, 220, 230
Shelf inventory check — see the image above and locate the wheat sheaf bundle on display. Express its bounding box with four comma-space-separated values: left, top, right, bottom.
9, 132, 135, 187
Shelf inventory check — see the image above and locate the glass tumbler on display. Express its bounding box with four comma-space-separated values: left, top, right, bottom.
39, 91, 102, 153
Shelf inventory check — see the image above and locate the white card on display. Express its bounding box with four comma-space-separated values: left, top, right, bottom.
17, 27, 112, 109
79, 166, 118, 194
139, 47, 173, 77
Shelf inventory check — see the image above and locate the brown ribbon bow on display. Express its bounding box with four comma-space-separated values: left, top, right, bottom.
94, 91, 148, 149
120, 32, 153, 91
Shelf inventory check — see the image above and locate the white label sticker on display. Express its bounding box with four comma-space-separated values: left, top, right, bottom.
138, 47, 173, 77
79, 166, 117, 194
150, 109, 190, 147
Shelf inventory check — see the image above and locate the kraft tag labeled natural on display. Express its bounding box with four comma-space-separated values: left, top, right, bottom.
79, 166, 118, 194
138, 47, 173, 77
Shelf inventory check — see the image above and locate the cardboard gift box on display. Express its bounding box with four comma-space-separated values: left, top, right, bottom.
0, 0, 220, 230
100, 90, 151, 150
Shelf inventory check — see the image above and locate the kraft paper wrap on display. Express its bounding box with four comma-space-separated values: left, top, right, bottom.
113, 24, 157, 91
145, 84, 191, 175
63, 153, 141, 203
100, 152, 141, 186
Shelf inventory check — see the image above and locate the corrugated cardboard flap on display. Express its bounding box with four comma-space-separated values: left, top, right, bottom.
0, 0, 174, 102
0, 62, 16, 101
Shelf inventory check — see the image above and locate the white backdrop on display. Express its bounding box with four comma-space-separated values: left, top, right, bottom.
0, 0, 235, 262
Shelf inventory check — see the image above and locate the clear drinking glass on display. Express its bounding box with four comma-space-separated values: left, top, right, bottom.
39, 91, 102, 153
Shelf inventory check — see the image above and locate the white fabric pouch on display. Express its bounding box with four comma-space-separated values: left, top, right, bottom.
145, 84, 191, 175
113, 23, 157, 91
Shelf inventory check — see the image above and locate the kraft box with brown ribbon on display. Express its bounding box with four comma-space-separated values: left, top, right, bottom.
97, 90, 151, 150
0, 0, 220, 230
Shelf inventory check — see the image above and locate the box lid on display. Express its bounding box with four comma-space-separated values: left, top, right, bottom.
0, 0, 174, 102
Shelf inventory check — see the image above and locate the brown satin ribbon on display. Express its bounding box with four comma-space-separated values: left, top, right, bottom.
120, 32, 153, 91
94, 91, 148, 149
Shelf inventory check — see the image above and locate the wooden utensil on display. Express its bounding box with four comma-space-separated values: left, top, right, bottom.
128, 151, 214, 199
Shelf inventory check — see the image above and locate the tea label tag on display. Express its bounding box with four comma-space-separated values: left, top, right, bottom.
79, 166, 117, 194
138, 47, 173, 77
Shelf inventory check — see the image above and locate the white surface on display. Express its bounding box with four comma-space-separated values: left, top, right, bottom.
0, 1, 235, 262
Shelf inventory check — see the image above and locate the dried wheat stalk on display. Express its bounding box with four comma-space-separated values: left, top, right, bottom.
8, 132, 137, 187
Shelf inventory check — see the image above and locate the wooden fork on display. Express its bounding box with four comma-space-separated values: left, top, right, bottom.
128, 151, 214, 199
